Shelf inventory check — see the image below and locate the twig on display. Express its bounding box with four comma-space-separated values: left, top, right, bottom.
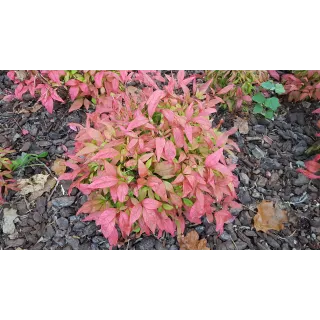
48, 179, 59, 202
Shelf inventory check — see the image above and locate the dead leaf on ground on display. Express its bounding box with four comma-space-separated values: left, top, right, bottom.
51, 158, 66, 176
253, 200, 288, 233
178, 230, 210, 250
18, 174, 49, 195
17, 103, 42, 114
2, 208, 18, 235
234, 116, 249, 135
29, 177, 56, 202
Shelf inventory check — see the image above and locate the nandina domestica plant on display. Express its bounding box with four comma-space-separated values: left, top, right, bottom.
205, 70, 269, 111
5, 70, 166, 114
59, 71, 241, 247
0, 148, 18, 205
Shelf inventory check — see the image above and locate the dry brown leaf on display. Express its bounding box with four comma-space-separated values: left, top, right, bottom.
234, 116, 249, 135
18, 174, 49, 195
253, 200, 288, 233
178, 230, 210, 250
29, 177, 56, 202
17, 103, 42, 114
51, 158, 66, 176
15, 70, 27, 81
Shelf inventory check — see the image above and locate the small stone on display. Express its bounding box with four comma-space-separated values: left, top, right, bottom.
257, 176, 268, 187
5, 238, 25, 248
238, 189, 252, 205
52, 196, 76, 208
239, 172, 250, 186
254, 125, 266, 134
32, 212, 42, 223
59, 207, 74, 218
251, 189, 262, 199
44, 225, 55, 240
135, 237, 156, 250
169, 245, 179, 250
56, 217, 69, 230
37, 141, 52, 147
261, 158, 282, 170
235, 240, 247, 250
269, 172, 280, 185
195, 225, 205, 235
73, 221, 86, 231
55, 229, 67, 237
293, 174, 309, 187
66, 236, 79, 250
251, 146, 265, 159
20, 141, 32, 152
220, 232, 231, 241
36, 197, 47, 215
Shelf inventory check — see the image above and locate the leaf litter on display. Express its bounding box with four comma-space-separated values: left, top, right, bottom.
253, 200, 288, 233
178, 230, 209, 250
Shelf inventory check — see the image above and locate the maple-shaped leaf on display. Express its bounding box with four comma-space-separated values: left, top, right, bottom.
178, 230, 209, 250
253, 200, 288, 233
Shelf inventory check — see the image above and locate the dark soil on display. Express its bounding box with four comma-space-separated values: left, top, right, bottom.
0, 70, 319, 250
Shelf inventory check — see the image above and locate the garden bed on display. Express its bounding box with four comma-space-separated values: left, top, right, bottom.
0, 70, 319, 250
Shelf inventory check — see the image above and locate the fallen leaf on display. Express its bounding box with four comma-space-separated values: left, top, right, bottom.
234, 116, 249, 135
2, 208, 18, 235
178, 230, 210, 250
51, 158, 66, 176
21, 129, 29, 135
17, 174, 49, 196
29, 177, 56, 202
253, 200, 288, 233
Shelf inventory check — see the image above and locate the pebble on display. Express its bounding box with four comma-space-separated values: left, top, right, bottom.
239, 172, 250, 186
251, 146, 265, 159
66, 236, 80, 250
56, 217, 69, 230
52, 196, 76, 208
5, 238, 26, 248
293, 174, 309, 187
135, 237, 156, 250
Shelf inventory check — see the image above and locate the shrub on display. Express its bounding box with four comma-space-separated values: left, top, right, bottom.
0, 148, 18, 205
59, 71, 241, 247
6, 70, 165, 114
205, 70, 269, 111
269, 70, 320, 102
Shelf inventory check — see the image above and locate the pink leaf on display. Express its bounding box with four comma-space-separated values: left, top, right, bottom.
185, 124, 193, 143
142, 198, 161, 210
164, 140, 176, 163
117, 183, 129, 202
155, 137, 166, 162
217, 84, 234, 95
21, 129, 29, 135
44, 97, 54, 114
147, 176, 168, 201
94, 71, 105, 88
205, 148, 224, 168
147, 90, 165, 117
130, 204, 143, 225
119, 212, 131, 237
173, 127, 184, 148
138, 159, 148, 178
69, 86, 79, 101
88, 176, 118, 189
127, 115, 149, 131
91, 147, 119, 160
215, 210, 234, 235
268, 70, 280, 81
69, 98, 84, 112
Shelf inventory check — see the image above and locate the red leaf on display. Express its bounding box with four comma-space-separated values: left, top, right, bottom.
214, 210, 234, 235
177, 70, 185, 85
155, 137, 166, 162
147, 90, 165, 117
268, 70, 280, 81
138, 159, 148, 178
127, 114, 149, 131
69, 98, 84, 112
44, 97, 54, 114
147, 176, 168, 201
217, 84, 234, 95
185, 124, 193, 143
91, 147, 119, 160
173, 127, 184, 148
129, 203, 143, 225
88, 176, 118, 189
94, 71, 105, 88
117, 183, 128, 202
205, 148, 224, 168
164, 140, 176, 163
142, 198, 161, 210
119, 212, 131, 237
69, 86, 79, 101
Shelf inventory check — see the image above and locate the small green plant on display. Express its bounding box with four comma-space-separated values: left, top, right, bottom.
252, 81, 284, 120
11, 152, 48, 171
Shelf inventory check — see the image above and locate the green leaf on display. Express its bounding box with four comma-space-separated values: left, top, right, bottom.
253, 104, 264, 114
265, 109, 274, 120
252, 93, 266, 104
183, 198, 193, 207
146, 158, 152, 169
133, 225, 140, 233
265, 97, 280, 111
71, 70, 77, 75
91, 98, 96, 104
163, 203, 174, 210
275, 83, 285, 94
261, 81, 275, 91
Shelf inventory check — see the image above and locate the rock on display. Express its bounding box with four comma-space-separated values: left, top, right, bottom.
251, 189, 262, 199
36, 197, 47, 215
20, 141, 32, 152
251, 146, 265, 159
235, 240, 247, 250
59, 207, 74, 218
56, 217, 69, 230
220, 232, 231, 241
55, 229, 67, 237
269, 172, 280, 185
37, 141, 52, 147
169, 245, 179, 250
16, 201, 28, 215
293, 174, 309, 187
257, 176, 268, 187
83, 223, 97, 236
52, 196, 76, 208
265, 235, 281, 249
5, 238, 26, 248
261, 158, 282, 170
239, 172, 250, 186
2, 208, 18, 235
155, 240, 166, 250
238, 189, 252, 204
254, 125, 266, 134
135, 237, 156, 250
73, 221, 86, 231
44, 225, 55, 240
66, 237, 79, 250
